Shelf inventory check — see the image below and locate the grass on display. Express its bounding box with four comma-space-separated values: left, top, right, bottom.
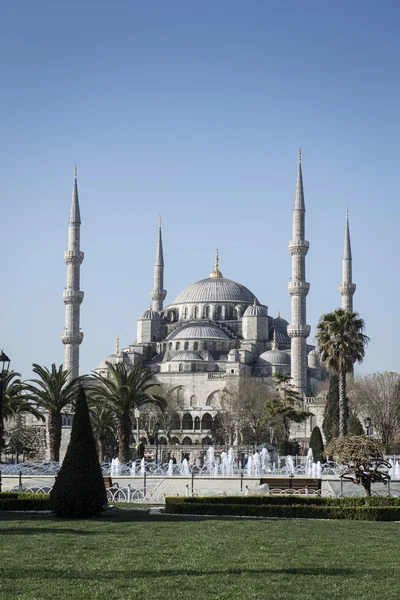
1, 508, 400, 600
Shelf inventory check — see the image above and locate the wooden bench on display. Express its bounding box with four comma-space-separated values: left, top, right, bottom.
103, 476, 113, 489
259, 478, 321, 494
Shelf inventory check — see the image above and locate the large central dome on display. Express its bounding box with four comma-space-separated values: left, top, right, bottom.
171, 277, 258, 305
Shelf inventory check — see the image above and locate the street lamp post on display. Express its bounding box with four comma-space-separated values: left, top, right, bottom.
0, 351, 11, 461
134, 408, 140, 444
155, 422, 160, 465
365, 417, 372, 437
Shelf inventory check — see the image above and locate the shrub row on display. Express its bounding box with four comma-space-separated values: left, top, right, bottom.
168, 495, 400, 507
0, 493, 50, 511
165, 497, 400, 521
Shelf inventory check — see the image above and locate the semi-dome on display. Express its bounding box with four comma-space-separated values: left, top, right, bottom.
258, 349, 291, 366
171, 351, 203, 361
243, 303, 268, 317
166, 323, 230, 340
170, 277, 258, 305
139, 308, 161, 320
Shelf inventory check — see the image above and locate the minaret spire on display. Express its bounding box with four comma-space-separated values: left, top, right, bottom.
151, 218, 167, 312
339, 208, 356, 311
61, 166, 84, 382
287, 150, 310, 395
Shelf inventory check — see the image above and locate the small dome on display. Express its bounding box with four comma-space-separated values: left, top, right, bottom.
243, 303, 268, 317
171, 351, 203, 362
97, 353, 128, 370
139, 309, 161, 320
273, 315, 289, 330
258, 349, 291, 366
167, 323, 229, 340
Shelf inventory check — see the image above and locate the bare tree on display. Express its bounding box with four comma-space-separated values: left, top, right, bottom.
220, 378, 274, 447
140, 385, 184, 443
350, 372, 400, 452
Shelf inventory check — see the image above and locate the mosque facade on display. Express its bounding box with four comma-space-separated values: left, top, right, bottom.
63, 153, 356, 453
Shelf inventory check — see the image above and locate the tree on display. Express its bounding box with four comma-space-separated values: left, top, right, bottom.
316, 310, 369, 437
91, 362, 166, 463
348, 413, 364, 436
50, 387, 107, 518
351, 372, 400, 452
325, 436, 390, 497
88, 399, 115, 462
220, 378, 273, 448
24, 364, 82, 462
322, 375, 339, 443
140, 386, 183, 444
265, 373, 313, 447
309, 426, 324, 462
4, 415, 43, 463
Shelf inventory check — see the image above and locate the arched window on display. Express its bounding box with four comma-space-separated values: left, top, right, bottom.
202, 436, 213, 446
177, 388, 185, 403
182, 413, 193, 430
205, 306, 210, 318
190, 395, 197, 407
202, 413, 213, 430
168, 364, 172, 372
158, 437, 168, 445
203, 342, 208, 350
170, 436, 180, 445
184, 341, 189, 350
179, 363, 184, 372
171, 412, 180, 429
193, 306, 198, 318
194, 416, 200, 430
212, 341, 217, 350
182, 436, 193, 445
191, 363, 196, 372
163, 343, 166, 351
183, 307, 188, 319
176, 342, 180, 350
194, 342, 199, 350
168, 342, 172, 350
216, 306, 222, 319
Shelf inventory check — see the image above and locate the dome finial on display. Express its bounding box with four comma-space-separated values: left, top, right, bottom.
253, 298, 257, 306
272, 329, 278, 351
277, 310, 280, 318
116, 334, 120, 355
210, 248, 223, 278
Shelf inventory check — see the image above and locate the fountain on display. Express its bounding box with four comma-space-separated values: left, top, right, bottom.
140, 457, 146, 475
181, 458, 190, 476
168, 459, 174, 476
261, 448, 270, 473
253, 452, 261, 476
285, 455, 294, 476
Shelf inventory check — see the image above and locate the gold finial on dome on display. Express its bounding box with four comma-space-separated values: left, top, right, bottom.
116, 335, 120, 355
272, 329, 278, 351
210, 248, 223, 279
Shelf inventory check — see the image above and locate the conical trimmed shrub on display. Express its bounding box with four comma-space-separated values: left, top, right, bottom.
309, 426, 325, 463
50, 387, 107, 518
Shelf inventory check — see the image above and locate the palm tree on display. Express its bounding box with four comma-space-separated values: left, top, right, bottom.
3, 371, 45, 423
316, 310, 369, 437
24, 364, 82, 462
91, 362, 166, 463
87, 399, 115, 463
1, 370, 45, 456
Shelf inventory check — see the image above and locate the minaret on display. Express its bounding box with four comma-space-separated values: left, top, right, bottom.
287, 150, 310, 395
151, 218, 167, 312
339, 208, 356, 312
61, 166, 84, 382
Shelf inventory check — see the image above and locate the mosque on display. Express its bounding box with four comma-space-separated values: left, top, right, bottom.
62, 152, 356, 454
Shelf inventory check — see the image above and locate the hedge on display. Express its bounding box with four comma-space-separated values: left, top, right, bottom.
0, 492, 50, 511
165, 496, 400, 521
166, 495, 400, 507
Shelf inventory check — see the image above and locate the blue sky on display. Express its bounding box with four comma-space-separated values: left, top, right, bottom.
1, 1, 399, 380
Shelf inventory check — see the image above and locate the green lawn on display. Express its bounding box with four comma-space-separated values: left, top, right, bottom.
1, 509, 400, 600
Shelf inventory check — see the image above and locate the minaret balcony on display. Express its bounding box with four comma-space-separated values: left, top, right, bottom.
288, 281, 310, 296
151, 289, 167, 301
64, 250, 84, 265
63, 290, 84, 304
287, 324, 311, 338
288, 240, 309, 256
61, 332, 84, 345
339, 283, 356, 295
